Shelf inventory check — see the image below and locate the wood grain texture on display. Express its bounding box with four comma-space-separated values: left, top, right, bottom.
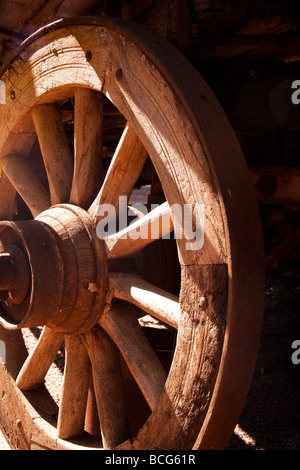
117, 263, 228, 450
2, 153, 50, 217
70, 88, 103, 208
105, 202, 173, 259
0, 18, 264, 450
109, 271, 179, 329
89, 122, 148, 220
100, 303, 167, 411
36, 204, 108, 334
0, 129, 36, 220
16, 327, 64, 391
82, 325, 130, 449
57, 334, 91, 440
32, 104, 73, 205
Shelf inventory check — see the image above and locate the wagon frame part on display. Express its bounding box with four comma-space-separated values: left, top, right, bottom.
0, 17, 264, 450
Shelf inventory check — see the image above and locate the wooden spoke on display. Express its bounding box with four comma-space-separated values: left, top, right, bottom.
82, 325, 130, 449
0, 130, 36, 220
0, 172, 17, 221
1, 154, 51, 217
70, 88, 103, 208
57, 334, 91, 440
89, 122, 148, 220
0, 18, 265, 452
31, 104, 73, 205
100, 304, 167, 411
16, 327, 64, 391
109, 272, 179, 329
104, 201, 174, 259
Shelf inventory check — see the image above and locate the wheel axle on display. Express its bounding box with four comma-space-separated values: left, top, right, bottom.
0, 205, 108, 333
0, 247, 30, 303
0, 252, 19, 292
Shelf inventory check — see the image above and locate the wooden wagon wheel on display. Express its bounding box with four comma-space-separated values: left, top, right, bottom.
0, 17, 264, 450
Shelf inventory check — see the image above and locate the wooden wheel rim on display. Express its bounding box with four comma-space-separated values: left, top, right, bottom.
0, 18, 265, 450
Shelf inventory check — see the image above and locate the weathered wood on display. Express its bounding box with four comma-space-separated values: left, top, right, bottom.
0, 0, 63, 34
16, 327, 64, 391
0, 0, 64, 66
0, 327, 28, 380
184, 34, 300, 61
89, 122, 148, 220
109, 271, 179, 329
266, 227, 300, 271
57, 334, 91, 440
126, 0, 300, 57
32, 104, 73, 205
100, 303, 167, 411
0, 18, 264, 451
36, 205, 108, 334
117, 263, 228, 450
250, 166, 300, 207
98, 25, 227, 266
70, 88, 103, 208
0, 173, 17, 221
0, 361, 101, 449
191, 0, 300, 36
104, 201, 173, 259
82, 325, 130, 449
1, 153, 50, 217
0, 129, 37, 220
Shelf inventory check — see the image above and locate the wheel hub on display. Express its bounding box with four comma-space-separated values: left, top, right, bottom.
0, 204, 108, 333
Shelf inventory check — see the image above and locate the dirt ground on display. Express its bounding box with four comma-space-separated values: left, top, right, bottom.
1, 268, 299, 451
227, 268, 300, 450
0, 429, 10, 450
